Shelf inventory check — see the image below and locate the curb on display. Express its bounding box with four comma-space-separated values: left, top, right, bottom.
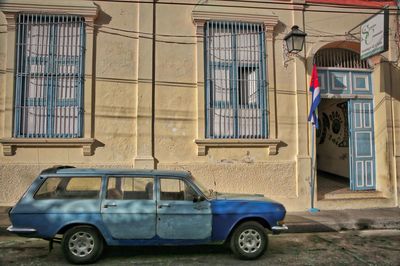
285, 220, 400, 233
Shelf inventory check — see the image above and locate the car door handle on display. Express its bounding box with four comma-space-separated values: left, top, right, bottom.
158, 204, 170, 208
103, 203, 117, 208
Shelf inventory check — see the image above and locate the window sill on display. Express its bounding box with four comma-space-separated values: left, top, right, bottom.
0, 138, 97, 156
194, 139, 281, 156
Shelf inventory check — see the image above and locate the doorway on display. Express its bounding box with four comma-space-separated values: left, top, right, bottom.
314, 47, 377, 198
316, 99, 350, 197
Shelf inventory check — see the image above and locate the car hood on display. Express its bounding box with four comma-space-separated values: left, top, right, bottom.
214, 192, 279, 204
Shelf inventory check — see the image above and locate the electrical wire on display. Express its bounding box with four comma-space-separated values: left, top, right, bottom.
79, 0, 399, 15
1, 1, 398, 61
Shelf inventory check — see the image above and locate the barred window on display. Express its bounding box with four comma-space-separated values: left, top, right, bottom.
14, 14, 85, 138
205, 21, 267, 139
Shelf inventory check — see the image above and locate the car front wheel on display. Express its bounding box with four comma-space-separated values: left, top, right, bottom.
62, 226, 104, 264
230, 221, 268, 260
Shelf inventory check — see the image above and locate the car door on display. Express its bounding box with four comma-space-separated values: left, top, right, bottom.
101, 175, 156, 239
156, 176, 212, 240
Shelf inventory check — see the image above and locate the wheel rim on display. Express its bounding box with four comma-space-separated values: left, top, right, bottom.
238, 229, 262, 254
68, 231, 95, 257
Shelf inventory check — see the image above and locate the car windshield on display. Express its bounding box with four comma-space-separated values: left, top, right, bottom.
189, 175, 215, 198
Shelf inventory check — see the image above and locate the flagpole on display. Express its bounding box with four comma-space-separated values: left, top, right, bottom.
309, 123, 319, 213
307, 64, 320, 213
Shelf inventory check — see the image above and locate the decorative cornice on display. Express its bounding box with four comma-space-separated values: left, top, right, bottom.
192, 10, 279, 31
0, 0, 98, 19
4, 13, 16, 30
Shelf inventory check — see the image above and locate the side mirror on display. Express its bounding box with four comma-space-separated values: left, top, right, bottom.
193, 195, 206, 203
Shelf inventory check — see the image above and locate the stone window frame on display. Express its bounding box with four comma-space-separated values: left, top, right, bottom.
0, 0, 98, 156
192, 10, 281, 156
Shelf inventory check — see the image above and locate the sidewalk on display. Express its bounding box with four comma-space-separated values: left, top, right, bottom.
1, 206, 399, 236
285, 208, 400, 233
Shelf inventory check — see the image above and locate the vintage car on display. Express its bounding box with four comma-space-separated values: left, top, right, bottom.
7, 166, 287, 264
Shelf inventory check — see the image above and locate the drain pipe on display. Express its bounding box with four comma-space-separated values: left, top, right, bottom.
151, 0, 157, 167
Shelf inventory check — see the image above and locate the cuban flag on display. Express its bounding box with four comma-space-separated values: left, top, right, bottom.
308, 64, 321, 129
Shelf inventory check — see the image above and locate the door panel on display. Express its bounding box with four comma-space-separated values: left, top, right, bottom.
156, 178, 212, 240
349, 100, 376, 190
157, 200, 212, 239
330, 71, 350, 94
352, 73, 372, 95
101, 176, 156, 239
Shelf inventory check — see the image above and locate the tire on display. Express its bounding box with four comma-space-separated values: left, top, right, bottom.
230, 221, 268, 260
62, 226, 104, 264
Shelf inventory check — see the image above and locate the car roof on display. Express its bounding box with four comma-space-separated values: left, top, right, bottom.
40, 166, 190, 177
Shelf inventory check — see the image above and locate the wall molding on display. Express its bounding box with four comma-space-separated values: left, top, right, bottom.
0, 138, 97, 156
194, 139, 282, 156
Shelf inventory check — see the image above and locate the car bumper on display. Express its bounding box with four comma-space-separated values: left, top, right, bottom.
7, 225, 37, 234
271, 224, 288, 234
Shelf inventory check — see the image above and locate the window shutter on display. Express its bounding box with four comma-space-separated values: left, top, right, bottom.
14, 14, 85, 138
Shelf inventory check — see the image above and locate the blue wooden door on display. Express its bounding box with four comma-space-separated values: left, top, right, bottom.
349, 99, 376, 190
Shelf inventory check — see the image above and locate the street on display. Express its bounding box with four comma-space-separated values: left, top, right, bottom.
0, 230, 399, 265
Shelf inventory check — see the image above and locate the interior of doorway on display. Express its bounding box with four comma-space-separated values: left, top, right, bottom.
316, 98, 350, 200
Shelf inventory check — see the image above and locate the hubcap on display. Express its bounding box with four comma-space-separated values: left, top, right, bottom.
238, 229, 262, 254
68, 231, 95, 257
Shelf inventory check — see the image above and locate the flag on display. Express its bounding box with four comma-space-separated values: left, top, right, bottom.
308, 64, 321, 129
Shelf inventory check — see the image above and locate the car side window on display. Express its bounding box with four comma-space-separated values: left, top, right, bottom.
106, 177, 154, 200
34, 177, 102, 199
159, 178, 197, 201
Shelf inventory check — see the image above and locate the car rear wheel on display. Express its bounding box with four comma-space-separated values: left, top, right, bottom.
62, 226, 103, 264
230, 221, 268, 260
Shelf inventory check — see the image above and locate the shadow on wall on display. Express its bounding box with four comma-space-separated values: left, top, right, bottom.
90, 5, 112, 140
380, 61, 400, 102
94, 3, 112, 26
277, 141, 288, 152
275, 21, 288, 37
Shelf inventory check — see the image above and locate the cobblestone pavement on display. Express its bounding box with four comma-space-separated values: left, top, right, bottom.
0, 230, 399, 265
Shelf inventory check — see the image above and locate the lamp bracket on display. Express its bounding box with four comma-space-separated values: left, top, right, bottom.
283, 41, 301, 68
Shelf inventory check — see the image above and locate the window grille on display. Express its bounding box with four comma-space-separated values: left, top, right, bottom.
14, 14, 85, 138
315, 48, 370, 69
205, 21, 267, 139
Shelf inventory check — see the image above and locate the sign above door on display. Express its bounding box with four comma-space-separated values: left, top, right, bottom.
360, 9, 389, 60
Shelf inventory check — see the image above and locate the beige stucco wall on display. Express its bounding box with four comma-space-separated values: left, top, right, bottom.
0, 0, 138, 205
0, 0, 398, 210
152, 1, 306, 211
0, 12, 7, 139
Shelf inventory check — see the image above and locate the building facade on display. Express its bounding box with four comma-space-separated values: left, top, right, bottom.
0, 0, 399, 211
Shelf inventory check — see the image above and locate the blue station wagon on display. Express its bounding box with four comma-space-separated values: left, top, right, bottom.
8, 166, 288, 263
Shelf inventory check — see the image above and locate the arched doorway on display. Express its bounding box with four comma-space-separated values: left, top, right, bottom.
315, 47, 376, 199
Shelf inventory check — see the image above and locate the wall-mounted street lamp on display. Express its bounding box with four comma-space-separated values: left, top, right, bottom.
283, 25, 307, 68
284, 25, 307, 54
